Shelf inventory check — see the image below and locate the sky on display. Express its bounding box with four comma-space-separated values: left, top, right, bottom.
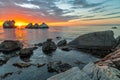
0, 0, 120, 27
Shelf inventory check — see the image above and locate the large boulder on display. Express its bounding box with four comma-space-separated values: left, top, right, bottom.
68, 30, 117, 57
3, 20, 16, 28
0, 40, 23, 53
47, 49, 120, 80
47, 61, 72, 73
42, 39, 57, 54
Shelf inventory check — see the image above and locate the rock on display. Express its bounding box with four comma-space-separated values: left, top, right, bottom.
42, 39, 57, 54
0, 72, 13, 79
57, 40, 67, 47
26, 23, 33, 28
39, 22, 49, 28
19, 48, 34, 58
0, 40, 23, 53
47, 61, 72, 73
112, 26, 117, 29
35, 63, 46, 68
34, 43, 43, 47
0, 56, 9, 65
47, 67, 91, 80
68, 30, 117, 57
56, 36, 61, 40
47, 49, 120, 80
60, 46, 72, 51
13, 63, 31, 68
115, 36, 120, 50
3, 20, 16, 28
33, 23, 39, 27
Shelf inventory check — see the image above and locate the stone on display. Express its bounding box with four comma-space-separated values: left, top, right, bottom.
0, 40, 23, 53
68, 30, 117, 57
60, 46, 72, 51
34, 43, 43, 47
42, 39, 57, 54
0, 72, 13, 79
13, 63, 31, 68
57, 40, 67, 47
19, 48, 34, 58
0, 56, 9, 65
47, 61, 72, 73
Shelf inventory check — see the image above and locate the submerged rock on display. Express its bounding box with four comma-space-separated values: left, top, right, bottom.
0, 40, 23, 53
47, 61, 72, 73
13, 63, 31, 68
0, 56, 9, 65
3, 20, 16, 28
68, 30, 117, 57
42, 39, 57, 54
19, 48, 34, 58
57, 40, 67, 47
0, 72, 13, 79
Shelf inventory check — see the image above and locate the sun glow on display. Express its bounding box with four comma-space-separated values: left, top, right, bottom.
15, 22, 28, 28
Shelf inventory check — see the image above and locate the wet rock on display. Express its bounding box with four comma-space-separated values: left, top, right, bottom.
68, 30, 117, 58
56, 36, 61, 40
47, 49, 120, 80
0, 40, 23, 53
60, 46, 72, 51
3, 20, 16, 28
112, 26, 117, 29
0, 56, 9, 65
13, 63, 31, 68
35, 63, 46, 68
19, 48, 34, 58
0, 72, 13, 79
42, 39, 57, 54
47, 61, 72, 73
57, 40, 67, 47
34, 43, 43, 47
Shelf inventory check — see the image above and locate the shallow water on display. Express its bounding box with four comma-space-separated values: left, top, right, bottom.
0, 26, 119, 80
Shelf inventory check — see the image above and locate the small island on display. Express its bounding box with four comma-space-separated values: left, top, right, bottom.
25, 22, 49, 29
3, 20, 16, 28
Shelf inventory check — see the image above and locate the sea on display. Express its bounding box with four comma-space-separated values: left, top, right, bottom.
0, 26, 119, 80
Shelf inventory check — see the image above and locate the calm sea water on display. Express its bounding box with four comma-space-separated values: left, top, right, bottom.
0, 26, 119, 80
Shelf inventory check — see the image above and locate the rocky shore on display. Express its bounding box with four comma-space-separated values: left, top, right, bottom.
0, 30, 120, 80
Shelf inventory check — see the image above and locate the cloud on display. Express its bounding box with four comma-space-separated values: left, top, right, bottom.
0, 0, 120, 23
103, 12, 120, 16
71, 0, 107, 8
83, 16, 120, 21
15, 3, 40, 9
